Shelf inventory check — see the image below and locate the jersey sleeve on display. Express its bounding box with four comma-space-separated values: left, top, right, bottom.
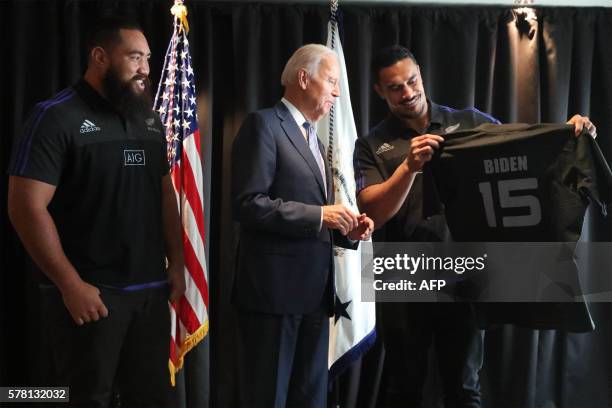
8, 105, 68, 186
567, 135, 612, 304
593, 148, 612, 242
353, 136, 385, 194
577, 136, 612, 241
590, 137, 612, 203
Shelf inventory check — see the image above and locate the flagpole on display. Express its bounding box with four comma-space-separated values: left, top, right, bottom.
327, 0, 338, 171
328, 5, 340, 404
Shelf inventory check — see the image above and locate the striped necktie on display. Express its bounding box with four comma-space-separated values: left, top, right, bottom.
303, 121, 327, 195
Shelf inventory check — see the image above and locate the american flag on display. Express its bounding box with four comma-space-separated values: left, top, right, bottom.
153, 2, 209, 386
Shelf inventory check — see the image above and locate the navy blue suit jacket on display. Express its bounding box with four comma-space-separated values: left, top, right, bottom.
231, 101, 352, 315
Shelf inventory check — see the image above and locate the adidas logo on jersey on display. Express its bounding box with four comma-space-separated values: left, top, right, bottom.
376, 143, 395, 155
145, 117, 161, 133
80, 119, 101, 134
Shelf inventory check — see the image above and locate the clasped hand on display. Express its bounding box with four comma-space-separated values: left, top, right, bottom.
322, 204, 374, 240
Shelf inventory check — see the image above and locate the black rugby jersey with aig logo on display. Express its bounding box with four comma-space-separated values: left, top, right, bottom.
9, 79, 169, 287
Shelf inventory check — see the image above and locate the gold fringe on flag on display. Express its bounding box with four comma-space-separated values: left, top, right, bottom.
169, 320, 209, 386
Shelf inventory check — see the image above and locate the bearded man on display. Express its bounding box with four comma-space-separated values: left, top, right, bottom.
8, 16, 184, 407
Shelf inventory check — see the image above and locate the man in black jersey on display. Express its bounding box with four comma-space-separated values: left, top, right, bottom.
353, 45, 596, 407
8, 17, 184, 407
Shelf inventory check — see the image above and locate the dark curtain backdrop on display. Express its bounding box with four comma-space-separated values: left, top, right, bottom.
1, 2, 612, 408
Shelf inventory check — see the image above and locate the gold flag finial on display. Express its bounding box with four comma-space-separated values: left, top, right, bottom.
171, 0, 190, 34
330, 0, 338, 15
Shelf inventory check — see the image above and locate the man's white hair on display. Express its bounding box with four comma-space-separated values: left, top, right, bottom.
281, 44, 335, 87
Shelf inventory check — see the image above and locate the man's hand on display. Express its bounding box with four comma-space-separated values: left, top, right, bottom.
60, 279, 109, 325
406, 134, 445, 172
322, 204, 360, 236
347, 214, 374, 241
168, 262, 186, 303
567, 114, 597, 138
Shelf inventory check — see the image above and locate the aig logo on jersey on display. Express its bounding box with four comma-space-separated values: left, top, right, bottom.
124, 150, 146, 166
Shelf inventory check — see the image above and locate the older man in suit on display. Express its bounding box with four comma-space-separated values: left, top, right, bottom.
231, 44, 374, 408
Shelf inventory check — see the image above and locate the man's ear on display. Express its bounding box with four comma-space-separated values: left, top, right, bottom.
297, 68, 309, 90
90, 46, 109, 68
374, 82, 385, 99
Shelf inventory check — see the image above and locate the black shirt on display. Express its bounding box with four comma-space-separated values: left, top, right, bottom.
428, 123, 612, 332
9, 80, 169, 287
430, 123, 608, 242
353, 101, 499, 242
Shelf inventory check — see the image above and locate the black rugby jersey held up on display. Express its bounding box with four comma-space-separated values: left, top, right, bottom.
428, 123, 612, 332
429, 123, 610, 242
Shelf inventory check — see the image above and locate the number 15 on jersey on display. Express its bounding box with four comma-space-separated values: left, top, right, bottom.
478, 178, 542, 228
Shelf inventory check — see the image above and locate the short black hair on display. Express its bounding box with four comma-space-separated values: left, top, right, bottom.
86, 15, 143, 57
371, 45, 418, 82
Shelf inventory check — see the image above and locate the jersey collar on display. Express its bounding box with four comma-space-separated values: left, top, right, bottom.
428, 101, 449, 129
385, 99, 444, 137
73, 78, 118, 113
